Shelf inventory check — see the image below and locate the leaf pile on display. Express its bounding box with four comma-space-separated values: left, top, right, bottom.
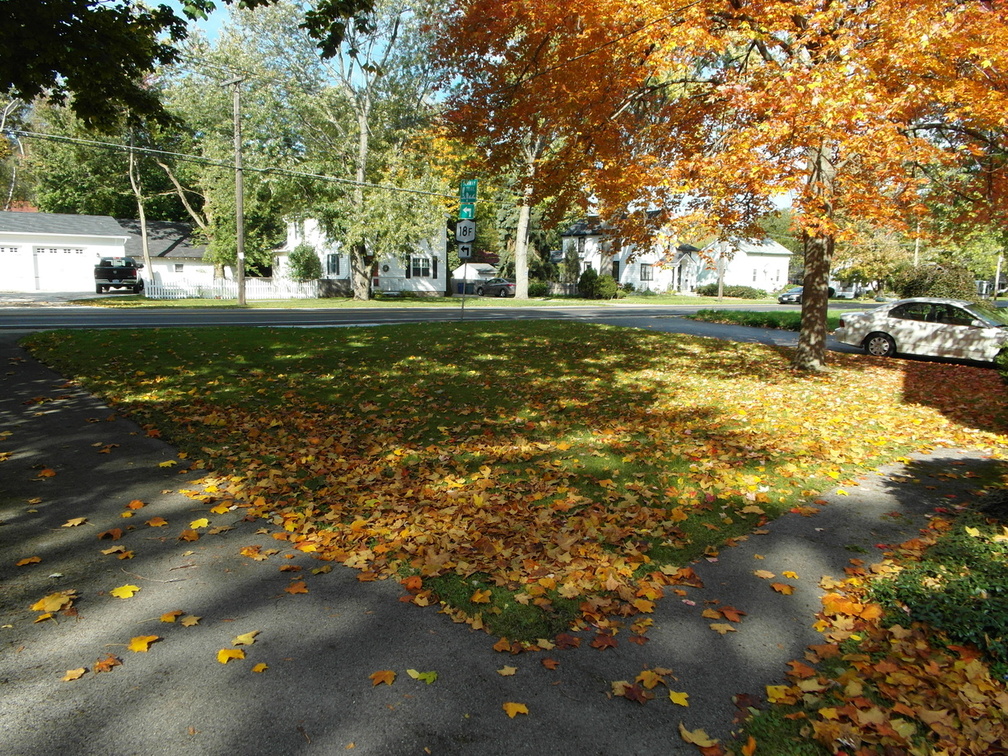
24, 324, 1008, 637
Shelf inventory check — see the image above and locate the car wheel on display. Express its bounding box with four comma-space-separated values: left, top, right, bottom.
95, 285, 103, 294
476, 287, 484, 296
864, 332, 896, 357
497, 288, 507, 297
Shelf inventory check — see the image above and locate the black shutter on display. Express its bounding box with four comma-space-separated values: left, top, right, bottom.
433, 258, 438, 279
405, 256, 412, 278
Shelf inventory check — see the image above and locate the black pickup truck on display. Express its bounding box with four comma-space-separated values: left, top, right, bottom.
94, 257, 144, 294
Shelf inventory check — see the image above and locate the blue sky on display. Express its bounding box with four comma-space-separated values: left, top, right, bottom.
163, 0, 229, 41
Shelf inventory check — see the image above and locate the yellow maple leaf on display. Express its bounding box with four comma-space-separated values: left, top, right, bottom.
160, 610, 184, 623
62, 667, 87, 681
771, 583, 796, 595
709, 623, 737, 635
252, 663, 268, 673
128, 635, 160, 652
210, 503, 230, 514
189, 518, 209, 529
669, 690, 690, 706
217, 648, 245, 664
110, 584, 140, 599
471, 589, 491, 604
497, 666, 517, 676
31, 591, 74, 613
158, 460, 177, 468
61, 517, 87, 528
632, 598, 654, 613
369, 669, 396, 686
502, 702, 529, 718
636, 669, 664, 689
180, 615, 200, 627
119, 511, 134, 519
232, 631, 260, 646
782, 571, 800, 579
678, 722, 717, 747
34, 612, 54, 623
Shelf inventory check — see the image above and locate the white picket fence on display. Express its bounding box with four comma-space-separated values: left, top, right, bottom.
145, 278, 319, 301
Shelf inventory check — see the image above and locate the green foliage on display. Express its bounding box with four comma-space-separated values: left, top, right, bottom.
527, 280, 549, 297
869, 512, 1008, 669
577, 267, 599, 298
690, 309, 844, 331
695, 283, 768, 299
287, 243, 323, 282
596, 274, 619, 299
889, 262, 977, 299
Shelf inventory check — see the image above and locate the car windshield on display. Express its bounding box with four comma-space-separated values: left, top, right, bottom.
968, 301, 1008, 327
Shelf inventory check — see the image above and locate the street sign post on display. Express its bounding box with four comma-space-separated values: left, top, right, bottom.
457, 243, 472, 259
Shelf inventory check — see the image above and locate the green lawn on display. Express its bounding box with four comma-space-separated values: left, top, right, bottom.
23, 320, 1008, 751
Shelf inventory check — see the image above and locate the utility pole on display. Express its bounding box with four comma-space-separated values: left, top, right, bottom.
223, 76, 246, 306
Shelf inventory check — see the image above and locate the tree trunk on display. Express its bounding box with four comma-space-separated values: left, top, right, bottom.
351, 105, 371, 300
794, 232, 834, 371
794, 143, 838, 372
128, 145, 154, 287
514, 196, 531, 300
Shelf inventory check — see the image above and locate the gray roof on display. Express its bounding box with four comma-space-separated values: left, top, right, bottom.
0, 211, 127, 238
115, 219, 205, 260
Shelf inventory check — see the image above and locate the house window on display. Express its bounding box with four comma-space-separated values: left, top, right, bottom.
0, 246, 17, 254
409, 256, 434, 278
174, 263, 184, 273
640, 263, 653, 281
611, 260, 619, 279
326, 253, 340, 276
577, 237, 586, 256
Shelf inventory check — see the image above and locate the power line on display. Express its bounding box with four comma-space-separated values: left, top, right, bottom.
5, 128, 456, 201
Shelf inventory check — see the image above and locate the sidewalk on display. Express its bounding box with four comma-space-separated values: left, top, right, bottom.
1, 329, 1003, 755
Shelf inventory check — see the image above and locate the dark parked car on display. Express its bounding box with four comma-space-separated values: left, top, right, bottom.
777, 286, 803, 304
476, 278, 515, 297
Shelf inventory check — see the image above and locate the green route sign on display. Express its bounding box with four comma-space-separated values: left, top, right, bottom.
459, 179, 478, 205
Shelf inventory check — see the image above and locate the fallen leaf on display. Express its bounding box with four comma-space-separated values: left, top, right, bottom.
541, 658, 560, 670
678, 722, 718, 747
160, 610, 184, 623
252, 663, 268, 673
470, 589, 491, 603
497, 666, 517, 676
178, 529, 200, 542
370, 670, 396, 686
720, 606, 746, 623
37, 468, 57, 478
126, 500, 145, 510
31, 590, 75, 613
159, 460, 177, 468
97, 528, 123, 540
669, 690, 690, 706
285, 581, 308, 594
753, 569, 775, 579
217, 648, 245, 664
782, 571, 799, 579
93, 654, 122, 673
62, 667, 87, 681
128, 635, 160, 652
502, 702, 528, 718
771, 583, 795, 595
16, 556, 41, 567
189, 518, 209, 529
146, 516, 168, 527
709, 623, 737, 635
180, 615, 200, 627
110, 584, 140, 599
233, 631, 260, 646
406, 669, 438, 684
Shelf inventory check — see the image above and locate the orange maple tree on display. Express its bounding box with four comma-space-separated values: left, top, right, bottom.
437, 0, 1008, 369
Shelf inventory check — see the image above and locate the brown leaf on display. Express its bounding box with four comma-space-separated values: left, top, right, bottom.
93, 654, 122, 674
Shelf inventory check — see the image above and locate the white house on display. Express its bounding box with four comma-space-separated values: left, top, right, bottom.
559, 216, 793, 294
0, 211, 128, 292
116, 218, 219, 286
276, 218, 448, 297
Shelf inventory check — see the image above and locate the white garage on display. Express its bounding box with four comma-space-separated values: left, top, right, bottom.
0, 212, 128, 292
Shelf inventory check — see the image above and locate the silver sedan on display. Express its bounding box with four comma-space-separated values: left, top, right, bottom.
834, 298, 1008, 362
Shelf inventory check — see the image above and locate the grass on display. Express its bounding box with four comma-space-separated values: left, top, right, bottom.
21, 321, 1008, 643
689, 308, 847, 331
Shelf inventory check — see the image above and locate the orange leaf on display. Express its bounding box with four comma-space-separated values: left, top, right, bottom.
146, 516, 168, 527
178, 529, 200, 542
252, 663, 268, 673
370, 670, 396, 686
97, 528, 123, 540
285, 581, 308, 594
160, 610, 184, 623
126, 500, 145, 510
37, 468, 56, 478
771, 583, 795, 595
93, 654, 122, 674
502, 702, 528, 718
16, 556, 41, 567
541, 658, 559, 670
